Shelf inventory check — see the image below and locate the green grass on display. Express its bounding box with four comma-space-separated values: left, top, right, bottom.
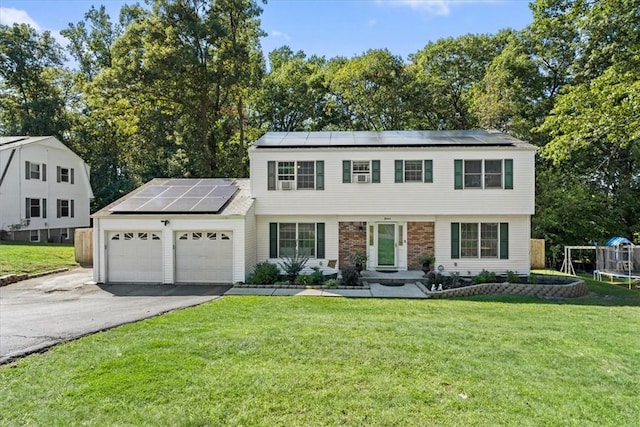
1, 277, 638, 426
0, 241, 77, 275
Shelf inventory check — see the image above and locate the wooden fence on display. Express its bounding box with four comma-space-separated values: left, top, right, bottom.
531, 239, 545, 269
74, 228, 93, 267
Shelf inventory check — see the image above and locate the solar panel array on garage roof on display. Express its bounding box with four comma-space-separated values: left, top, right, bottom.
253, 130, 516, 148
110, 178, 237, 213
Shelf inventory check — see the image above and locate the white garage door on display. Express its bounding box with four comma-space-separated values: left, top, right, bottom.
175, 231, 233, 283
107, 231, 163, 283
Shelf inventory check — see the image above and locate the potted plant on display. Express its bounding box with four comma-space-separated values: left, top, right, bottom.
418, 254, 435, 276
349, 250, 368, 275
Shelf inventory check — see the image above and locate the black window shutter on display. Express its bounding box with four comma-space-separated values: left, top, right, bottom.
25, 161, 30, 180
372, 160, 380, 183
42, 164, 46, 181
57, 166, 61, 182
267, 161, 276, 190
316, 223, 325, 258
316, 161, 324, 190
25, 198, 31, 218
269, 223, 278, 258
454, 160, 463, 189
71, 200, 75, 218
504, 159, 513, 189
451, 222, 460, 259
342, 160, 351, 183
42, 198, 47, 219
57, 199, 61, 218
424, 160, 433, 183
500, 223, 509, 259
394, 160, 403, 183
70, 168, 75, 184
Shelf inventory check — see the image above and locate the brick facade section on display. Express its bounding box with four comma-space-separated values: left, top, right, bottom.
407, 222, 435, 270
338, 221, 367, 270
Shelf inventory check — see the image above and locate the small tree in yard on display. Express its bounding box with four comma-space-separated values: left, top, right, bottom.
279, 252, 310, 284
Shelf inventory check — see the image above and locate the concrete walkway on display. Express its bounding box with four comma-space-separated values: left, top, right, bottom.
225, 282, 427, 299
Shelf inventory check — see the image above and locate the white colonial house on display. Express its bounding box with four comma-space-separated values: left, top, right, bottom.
0, 136, 94, 243
92, 130, 535, 284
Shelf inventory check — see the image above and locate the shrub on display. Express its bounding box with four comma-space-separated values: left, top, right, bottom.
247, 262, 279, 284
324, 279, 338, 287
506, 270, 520, 283
340, 267, 360, 287
309, 267, 325, 285
473, 269, 497, 284
279, 253, 310, 284
295, 274, 313, 286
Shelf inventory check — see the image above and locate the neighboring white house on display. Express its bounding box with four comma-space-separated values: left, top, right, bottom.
0, 136, 94, 243
92, 130, 535, 284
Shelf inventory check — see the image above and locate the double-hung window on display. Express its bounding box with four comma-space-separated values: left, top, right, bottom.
25, 198, 46, 219
455, 159, 513, 189
343, 160, 380, 183
395, 160, 433, 183
57, 166, 75, 184
57, 199, 75, 218
25, 161, 46, 181
269, 222, 326, 258
451, 222, 509, 259
268, 161, 324, 190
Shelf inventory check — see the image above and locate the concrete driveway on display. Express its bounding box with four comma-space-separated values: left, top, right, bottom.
0, 268, 230, 364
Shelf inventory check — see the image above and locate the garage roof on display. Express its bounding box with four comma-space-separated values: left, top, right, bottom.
93, 178, 253, 217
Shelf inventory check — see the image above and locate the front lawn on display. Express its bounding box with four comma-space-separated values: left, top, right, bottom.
0, 241, 77, 275
1, 279, 638, 425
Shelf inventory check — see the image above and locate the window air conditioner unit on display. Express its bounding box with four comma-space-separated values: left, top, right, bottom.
280, 181, 294, 190
355, 174, 369, 183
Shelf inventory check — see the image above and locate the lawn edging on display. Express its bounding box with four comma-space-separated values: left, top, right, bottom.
0, 268, 70, 287
424, 278, 588, 299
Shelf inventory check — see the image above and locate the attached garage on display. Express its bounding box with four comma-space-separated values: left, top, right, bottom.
92, 178, 256, 285
107, 231, 163, 283
175, 231, 233, 283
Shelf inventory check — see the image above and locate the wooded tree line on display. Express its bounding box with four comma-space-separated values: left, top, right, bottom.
1, 0, 638, 263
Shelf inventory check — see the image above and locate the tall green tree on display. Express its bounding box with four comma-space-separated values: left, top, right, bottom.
0, 23, 69, 137
328, 49, 411, 130
410, 33, 507, 129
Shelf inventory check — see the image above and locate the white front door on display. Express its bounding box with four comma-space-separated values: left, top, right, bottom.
376, 223, 397, 268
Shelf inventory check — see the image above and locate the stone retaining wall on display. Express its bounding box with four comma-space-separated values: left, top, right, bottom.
0, 268, 69, 287
425, 278, 588, 299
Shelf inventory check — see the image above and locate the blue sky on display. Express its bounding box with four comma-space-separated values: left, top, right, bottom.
1, 0, 534, 61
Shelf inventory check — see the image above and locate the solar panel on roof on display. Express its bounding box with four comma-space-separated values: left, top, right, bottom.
110, 179, 237, 214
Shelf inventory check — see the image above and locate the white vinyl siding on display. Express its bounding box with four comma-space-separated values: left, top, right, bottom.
250, 147, 534, 216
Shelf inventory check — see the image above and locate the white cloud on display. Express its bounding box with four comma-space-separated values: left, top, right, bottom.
0, 7, 42, 29
270, 30, 291, 41
0, 7, 68, 47
377, 0, 498, 16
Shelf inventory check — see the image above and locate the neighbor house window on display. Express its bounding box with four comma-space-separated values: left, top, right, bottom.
455, 159, 513, 189
57, 166, 75, 184
268, 161, 323, 190
270, 222, 325, 259
25, 161, 46, 181
25, 198, 46, 219
451, 222, 509, 259
56, 199, 75, 218
395, 160, 433, 183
